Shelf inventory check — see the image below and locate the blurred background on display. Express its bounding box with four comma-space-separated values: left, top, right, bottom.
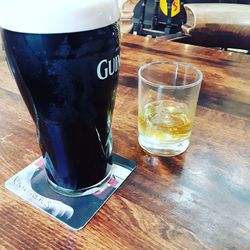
120, 0, 250, 52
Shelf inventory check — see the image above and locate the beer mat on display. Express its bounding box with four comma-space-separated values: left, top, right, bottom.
5, 154, 136, 231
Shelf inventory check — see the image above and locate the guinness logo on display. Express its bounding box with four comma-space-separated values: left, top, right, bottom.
97, 55, 120, 80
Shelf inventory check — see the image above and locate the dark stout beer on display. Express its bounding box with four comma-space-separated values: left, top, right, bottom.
0, 0, 120, 193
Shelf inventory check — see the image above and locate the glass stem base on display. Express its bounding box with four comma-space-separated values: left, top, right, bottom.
47, 164, 113, 197
138, 135, 190, 157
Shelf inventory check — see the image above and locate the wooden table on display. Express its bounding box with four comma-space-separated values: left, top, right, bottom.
0, 34, 249, 249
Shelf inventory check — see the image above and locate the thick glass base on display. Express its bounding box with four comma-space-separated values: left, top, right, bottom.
138, 135, 190, 157
47, 164, 113, 197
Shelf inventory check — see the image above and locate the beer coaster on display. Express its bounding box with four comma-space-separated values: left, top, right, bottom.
5, 154, 136, 231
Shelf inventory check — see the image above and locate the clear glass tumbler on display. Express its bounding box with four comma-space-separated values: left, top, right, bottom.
138, 61, 203, 156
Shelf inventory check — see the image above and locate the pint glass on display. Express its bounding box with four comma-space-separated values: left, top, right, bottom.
0, 0, 120, 196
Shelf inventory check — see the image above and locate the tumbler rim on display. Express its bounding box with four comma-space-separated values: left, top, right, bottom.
138, 61, 203, 90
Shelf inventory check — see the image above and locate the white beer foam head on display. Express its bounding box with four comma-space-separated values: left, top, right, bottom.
0, 0, 120, 33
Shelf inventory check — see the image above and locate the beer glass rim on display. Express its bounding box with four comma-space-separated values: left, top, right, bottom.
138, 61, 203, 90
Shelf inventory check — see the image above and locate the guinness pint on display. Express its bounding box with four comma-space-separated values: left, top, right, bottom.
0, 0, 120, 196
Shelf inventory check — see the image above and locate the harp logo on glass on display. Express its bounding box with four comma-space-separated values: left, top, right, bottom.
97, 55, 120, 80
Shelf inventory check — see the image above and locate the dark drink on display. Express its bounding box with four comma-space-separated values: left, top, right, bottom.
1, 0, 120, 195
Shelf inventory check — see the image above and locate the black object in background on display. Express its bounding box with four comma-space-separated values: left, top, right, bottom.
133, 0, 250, 37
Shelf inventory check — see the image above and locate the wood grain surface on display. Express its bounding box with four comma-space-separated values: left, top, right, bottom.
0, 33, 250, 250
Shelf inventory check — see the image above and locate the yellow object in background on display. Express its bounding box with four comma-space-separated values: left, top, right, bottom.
160, 0, 180, 17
